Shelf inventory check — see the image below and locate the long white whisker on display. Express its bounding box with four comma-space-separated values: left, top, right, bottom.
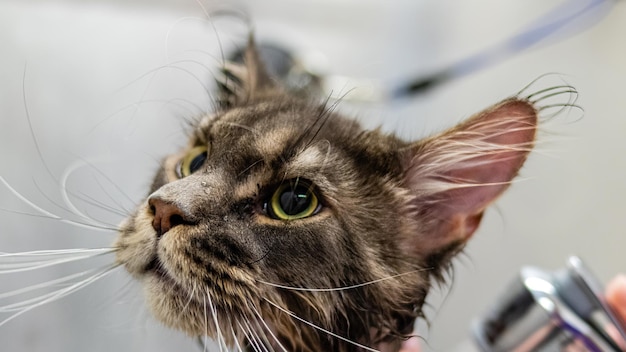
181, 284, 196, 315
257, 268, 432, 292
30, 178, 117, 229
0, 176, 115, 232
67, 155, 137, 208
75, 189, 128, 218
242, 320, 268, 352
237, 321, 255, 352
57, 159, 132, 223
0, 248, 114, 257
249, 315, 276, 352
206, 292, 226, 351
0, 248, 115, 274
202, 294, 209, 352
0, 264, 120, 327
230, 324, 244, 352
0, 268, 100, 304
263, 298, 380, 352
59, 160, 121, 227
196, 336, 206, 352
251, 304, 287, 352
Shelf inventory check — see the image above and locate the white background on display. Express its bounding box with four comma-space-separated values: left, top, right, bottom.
1, 1, 625, 351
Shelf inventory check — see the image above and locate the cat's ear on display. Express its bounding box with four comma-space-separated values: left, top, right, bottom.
217, 36, 278, 108
401, 98, 537, 259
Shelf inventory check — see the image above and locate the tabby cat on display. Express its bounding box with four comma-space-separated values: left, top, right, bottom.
113, 39, 551, 352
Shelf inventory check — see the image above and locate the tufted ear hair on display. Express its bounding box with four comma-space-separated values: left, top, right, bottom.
216, 36, 279, 108
400, 98, 538, 262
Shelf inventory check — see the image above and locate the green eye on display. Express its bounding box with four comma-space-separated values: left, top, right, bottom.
179, 146, 208, 177
268, 181, 320, 220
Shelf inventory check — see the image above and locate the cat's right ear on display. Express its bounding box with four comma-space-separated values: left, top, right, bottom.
216, 36, 278, 108
399, 98, 538, 264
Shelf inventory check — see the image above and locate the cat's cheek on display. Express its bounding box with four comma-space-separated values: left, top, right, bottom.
114, 206, 158, 277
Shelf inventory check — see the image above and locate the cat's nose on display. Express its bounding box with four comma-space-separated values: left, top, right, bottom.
148, 197, 188, 237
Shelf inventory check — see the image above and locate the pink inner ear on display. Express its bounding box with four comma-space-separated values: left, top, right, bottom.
442, 101, 537, 214
404, 99, 537, 251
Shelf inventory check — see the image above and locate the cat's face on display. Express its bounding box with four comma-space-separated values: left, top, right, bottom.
114, 43, 538, 351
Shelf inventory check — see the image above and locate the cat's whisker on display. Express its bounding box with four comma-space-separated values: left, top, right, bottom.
75, 190, 129, 218
60, 159, 127, 221
0, 176, 117, 232
257, 268, 432, 293
206, 292, 227, 352
238, 321, 254, 351
164, 15, 220, 64
20, 69, 126, 230
253, 319, 276, 352
196, 336, 207, 352
263, 297, 380, 352
67, 156, 137, 209
31, 178, 122, 230
255, 317, 276, 352
229, 325, 244, 352
163, 65, 215, 102
247, 320, 272, 352
250, 304, 288, 352
0, 266, 108, 304
0, 264, 120, 327
60, 158, 134, 220
302, 93, 342, 150
123, 60, 217, 126
202, 295, 209, 352
182, 283, 197, 315
240, 320, 265, 352
91, 98, 205, 135
31, 178, 121, 230
0, 248, 115, 275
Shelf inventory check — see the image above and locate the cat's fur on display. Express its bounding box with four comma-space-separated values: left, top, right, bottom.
114, 40, 538, 351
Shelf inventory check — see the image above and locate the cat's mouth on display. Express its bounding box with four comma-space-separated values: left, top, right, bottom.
143, 257, 177, 285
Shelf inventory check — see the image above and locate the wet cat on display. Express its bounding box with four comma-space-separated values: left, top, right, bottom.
112, 39, 556, 352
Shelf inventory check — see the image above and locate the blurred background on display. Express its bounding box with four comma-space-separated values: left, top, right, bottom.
1, 0, 625, 351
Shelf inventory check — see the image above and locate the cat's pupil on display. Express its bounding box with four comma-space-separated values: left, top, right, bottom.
188, 152, 207, 174
267, 182, 320, 220
279, 186, 311, 215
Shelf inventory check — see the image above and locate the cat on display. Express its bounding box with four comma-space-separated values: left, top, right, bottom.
0, 26, 577, 349
111, 38, 564, 352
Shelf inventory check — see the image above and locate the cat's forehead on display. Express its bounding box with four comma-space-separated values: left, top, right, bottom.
181, 99, 403, 183
194, 102, 306, 144
186, 101, 336, 174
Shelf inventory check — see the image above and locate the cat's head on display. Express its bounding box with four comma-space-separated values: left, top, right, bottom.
114, 40, 537, 351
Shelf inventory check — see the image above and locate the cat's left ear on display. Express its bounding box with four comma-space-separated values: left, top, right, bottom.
217, 36, 278, 108
400, 98, 537, 259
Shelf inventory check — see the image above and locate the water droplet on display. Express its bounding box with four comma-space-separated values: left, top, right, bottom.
223, 216, 228, 221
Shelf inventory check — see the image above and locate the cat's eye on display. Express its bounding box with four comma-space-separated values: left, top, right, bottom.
267, 181, 320, 220
178, 146, 208, 177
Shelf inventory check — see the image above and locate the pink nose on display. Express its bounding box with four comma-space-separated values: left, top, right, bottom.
148, 198, 187, 237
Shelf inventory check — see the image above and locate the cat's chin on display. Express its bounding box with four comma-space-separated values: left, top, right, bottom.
142, 266, 258, 346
